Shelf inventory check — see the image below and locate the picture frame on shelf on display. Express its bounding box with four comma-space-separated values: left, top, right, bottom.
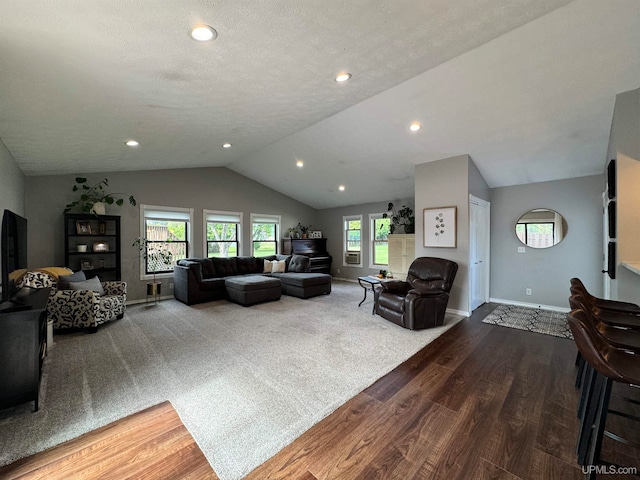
423, 206, 457, 248
309, 230, 322, 239
76, 220, 92, 234
81, 260, 94, 270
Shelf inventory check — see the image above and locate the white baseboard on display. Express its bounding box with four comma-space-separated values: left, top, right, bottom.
489, 297, 570, 313
447, 307, 471, 317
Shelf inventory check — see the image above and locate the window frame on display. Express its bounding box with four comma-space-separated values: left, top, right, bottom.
250, 213, 281, 257
203, 209, 243, 258
369, 213, 390, 268
516, 221, 555, 247
139, 204, 193, 281
343, 214, 363, 267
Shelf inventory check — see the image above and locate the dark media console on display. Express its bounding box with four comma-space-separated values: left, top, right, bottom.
0, 287, 50, 412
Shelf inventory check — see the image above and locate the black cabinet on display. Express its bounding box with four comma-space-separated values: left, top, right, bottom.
0, 287, 50, 411
64, 214, 121, 281
282, 238, 332, 274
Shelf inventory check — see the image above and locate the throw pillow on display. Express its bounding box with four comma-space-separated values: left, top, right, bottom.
69, 276, 105, 296
271, 260, 286, 273
263, 260, 273, 273
58, 270, 87, 290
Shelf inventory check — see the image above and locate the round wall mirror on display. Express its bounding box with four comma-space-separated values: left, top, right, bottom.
515, 209, 568, 249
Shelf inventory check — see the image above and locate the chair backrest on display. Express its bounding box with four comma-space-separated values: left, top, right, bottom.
567, 308, 625, 381
406, 257, 458, 293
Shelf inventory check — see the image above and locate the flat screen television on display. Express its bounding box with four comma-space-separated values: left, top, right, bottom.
1, 209, 29, 308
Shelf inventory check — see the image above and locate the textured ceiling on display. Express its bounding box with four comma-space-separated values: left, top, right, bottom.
1, 0, 639, 209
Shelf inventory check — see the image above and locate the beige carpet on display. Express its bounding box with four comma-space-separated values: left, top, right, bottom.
0, 281, 463, 480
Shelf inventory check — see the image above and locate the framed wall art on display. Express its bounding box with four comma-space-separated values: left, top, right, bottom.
424, 206, 457, 248
309, 230, 322, 239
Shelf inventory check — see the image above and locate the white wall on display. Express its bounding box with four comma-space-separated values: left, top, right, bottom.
0, 138, 25, 217
490, 175, 603, 308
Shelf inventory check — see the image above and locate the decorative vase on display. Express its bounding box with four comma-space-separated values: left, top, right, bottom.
91, 202, 106, 215
77, 244, 87, 252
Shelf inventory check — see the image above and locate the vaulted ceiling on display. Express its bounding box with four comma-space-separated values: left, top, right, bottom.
1, 0, 639, 209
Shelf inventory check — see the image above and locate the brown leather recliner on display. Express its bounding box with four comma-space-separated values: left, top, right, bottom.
374, 257, 458, 330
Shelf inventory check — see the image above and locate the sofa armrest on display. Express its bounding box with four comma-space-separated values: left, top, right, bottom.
103, 281, 127, 296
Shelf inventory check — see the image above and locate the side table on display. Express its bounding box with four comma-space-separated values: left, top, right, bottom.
357, 276, 395, 314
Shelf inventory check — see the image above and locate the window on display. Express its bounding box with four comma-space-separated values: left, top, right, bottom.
251, 213, 280, 257
140, 205, 193, 278
343, 215, 362, 266
369, 213, 390, 266
204, 210, 242, 257
516, 222, 554, 248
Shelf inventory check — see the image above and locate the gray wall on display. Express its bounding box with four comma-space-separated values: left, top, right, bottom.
607, 87, 640, 303
0, 138, 25, 217
25, 167, 316, 301
316, 198, 415, 278
415, 155, 476, 314
490, 175, 603, 308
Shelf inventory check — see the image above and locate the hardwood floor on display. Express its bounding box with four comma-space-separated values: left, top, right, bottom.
246, 304, 640, 480
0, 401, 218, 480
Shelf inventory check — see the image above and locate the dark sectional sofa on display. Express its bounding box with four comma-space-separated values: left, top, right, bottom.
173, 254, 332, 306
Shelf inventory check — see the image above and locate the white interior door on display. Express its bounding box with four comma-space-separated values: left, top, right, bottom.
469, 195, 490, 311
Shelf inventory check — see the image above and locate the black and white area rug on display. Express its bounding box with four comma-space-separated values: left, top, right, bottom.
482, 304, 573, 339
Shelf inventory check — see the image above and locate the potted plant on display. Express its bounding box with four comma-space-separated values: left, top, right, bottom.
382, 203, 415, 234
297, 223, 312, 239
63, 177, 137, 215
132, 237, 173, 305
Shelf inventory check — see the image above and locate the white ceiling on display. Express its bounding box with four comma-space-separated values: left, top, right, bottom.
1, 0, 639, 209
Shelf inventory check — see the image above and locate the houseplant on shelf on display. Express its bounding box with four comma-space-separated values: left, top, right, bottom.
382, 203, 415, 234
132, 237, 173, 305
297, 223, 312, 239
63, 177, 137, 215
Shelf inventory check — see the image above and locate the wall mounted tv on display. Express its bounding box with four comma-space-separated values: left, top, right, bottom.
1, 209, 29, 309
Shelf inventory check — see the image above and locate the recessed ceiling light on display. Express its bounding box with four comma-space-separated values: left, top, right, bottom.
335, 73, 351, 82
296, 160, 304, 168
189, 25, 217, 42
126, 140, 139, 147
409, 122, 422, 132
338, 185, 345, 191
222, 142, 232, 148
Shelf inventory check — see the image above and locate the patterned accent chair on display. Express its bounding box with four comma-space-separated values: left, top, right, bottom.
19, 271, 127, 332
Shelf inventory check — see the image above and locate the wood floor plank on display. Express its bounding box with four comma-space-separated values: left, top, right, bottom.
0, 402, 218, 480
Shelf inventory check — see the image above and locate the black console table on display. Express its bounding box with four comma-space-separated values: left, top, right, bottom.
282, 238, 332, 274
0, 287, 50, 412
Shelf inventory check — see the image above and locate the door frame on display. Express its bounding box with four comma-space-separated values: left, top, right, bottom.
469, 194, 491, 311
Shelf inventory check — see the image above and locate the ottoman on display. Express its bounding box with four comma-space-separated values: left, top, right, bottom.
274, 273, 332, 299
225, 276, 282, 306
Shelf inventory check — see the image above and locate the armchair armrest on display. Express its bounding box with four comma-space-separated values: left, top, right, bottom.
381, 280, 411, 295
103, 281, 127, 296
408, 288, 446, 297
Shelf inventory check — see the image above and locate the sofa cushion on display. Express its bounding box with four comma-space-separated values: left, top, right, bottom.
69, 276, 104, 295
288, 254, 310, 273
212, 257, 237, 277
272, 260, 286, 273
272, 272, 331, 287
263, 260, 273, 273
276, 254, 292, 271
58, 270, 87, 290
200, 278, 226, 292
236, 256, 260, 275
225, 275, 281, 292
199, 259, 216, 278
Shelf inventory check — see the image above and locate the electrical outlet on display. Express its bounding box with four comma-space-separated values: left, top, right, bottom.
517, 247, 526, 253
526, 288, 532, 295
337, 268, 340, 274
169, 282, 174, 290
